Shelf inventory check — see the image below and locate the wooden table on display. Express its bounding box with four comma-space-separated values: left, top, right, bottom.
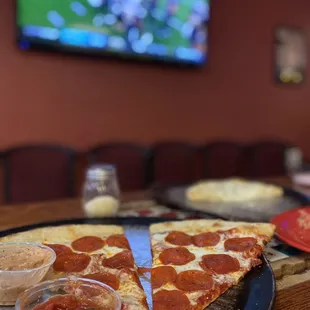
0, 179, 310, 310
0, 191, 150, 231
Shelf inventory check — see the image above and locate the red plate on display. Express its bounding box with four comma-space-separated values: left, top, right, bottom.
271, 207, 310, 253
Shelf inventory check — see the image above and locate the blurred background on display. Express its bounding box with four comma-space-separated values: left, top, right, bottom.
0, 0, 309, 204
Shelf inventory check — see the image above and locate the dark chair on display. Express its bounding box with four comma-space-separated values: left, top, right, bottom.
152, 142, 199, 185
201, 142, 249, 178
247, 141, 292, 177
3, 145, 77, 204
88, 143, 151, 191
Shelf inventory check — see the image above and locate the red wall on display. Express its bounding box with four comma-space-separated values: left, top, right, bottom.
1, 0, 310, 154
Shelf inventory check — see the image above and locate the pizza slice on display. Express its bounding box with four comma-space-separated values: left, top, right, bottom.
149, 219, 275, 310
0, 224, 148, 309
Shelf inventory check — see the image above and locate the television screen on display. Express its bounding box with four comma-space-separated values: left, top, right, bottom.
16, 0, 209, 65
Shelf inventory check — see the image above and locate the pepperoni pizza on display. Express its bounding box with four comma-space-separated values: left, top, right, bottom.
0, 225, 148, 309
150, 219, 275, 310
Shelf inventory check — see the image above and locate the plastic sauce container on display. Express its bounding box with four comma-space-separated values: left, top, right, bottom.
0, 243, 56, 305
15, 277, 122, 310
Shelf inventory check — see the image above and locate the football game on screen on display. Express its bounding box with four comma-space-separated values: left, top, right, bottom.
17, 0, 209, 64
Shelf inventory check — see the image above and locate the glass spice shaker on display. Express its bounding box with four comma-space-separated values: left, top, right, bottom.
82, 164, 120, 218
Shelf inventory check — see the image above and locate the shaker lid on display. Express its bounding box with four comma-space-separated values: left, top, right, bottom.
86, 164, 116, 180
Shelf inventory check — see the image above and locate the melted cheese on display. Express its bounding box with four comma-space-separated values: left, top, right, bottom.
151, 230, 266, 308
186, 178, 283, 202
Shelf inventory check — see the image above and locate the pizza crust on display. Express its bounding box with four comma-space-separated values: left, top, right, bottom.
150, 219, 275, 239
0, 224, 124, 243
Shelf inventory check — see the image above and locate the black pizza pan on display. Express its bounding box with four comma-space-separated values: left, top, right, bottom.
153, 185, 309, 222
0, 217, 276, 310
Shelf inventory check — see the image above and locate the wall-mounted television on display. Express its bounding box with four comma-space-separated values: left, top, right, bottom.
16, 0, 209, 66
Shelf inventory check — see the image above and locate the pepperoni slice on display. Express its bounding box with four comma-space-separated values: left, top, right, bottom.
71, 236, 105, 252
224, 237, 257, 252
138, 210, 152, 216
102, 250, 134, 269
83, 272, 120, 290
192, 232, 220, 247
165, 231, 192, 246
151, 266, 177, 289
200, 254, 240, 274
45, 244, 72, 256
153, 290, 191, 310
106, 234, 130, 249
175, 270, 214, 291
161, 212, 178, 218
138, 267, 152, 274
53, 252, 91, 272
159, 247, 195, 265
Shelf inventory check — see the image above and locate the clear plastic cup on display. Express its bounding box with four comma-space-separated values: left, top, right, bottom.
15, 277, 122, 310
0, 243, 56, 305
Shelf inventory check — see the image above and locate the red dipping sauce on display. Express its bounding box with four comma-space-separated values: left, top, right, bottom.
33, 294, 110, 310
